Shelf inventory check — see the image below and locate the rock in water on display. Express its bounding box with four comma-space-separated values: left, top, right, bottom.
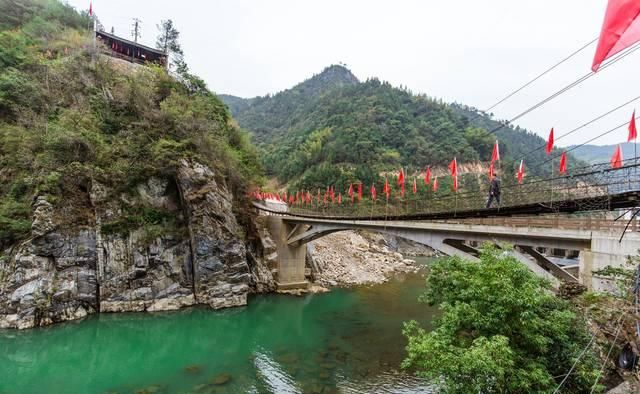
211, 373, 232, 385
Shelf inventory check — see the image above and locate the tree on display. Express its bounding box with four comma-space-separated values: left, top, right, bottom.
156, 19, 184, 71
403, 246, 602, 393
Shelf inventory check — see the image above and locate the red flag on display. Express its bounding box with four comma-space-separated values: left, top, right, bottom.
357, 183, 363, 202
289, 195, 294, 205
412, 177, 417, 194
400, 182, 405, 197
452, 176, 458, 192
89, 1, 93, 16
348, 183, 353, 197
559, 151, 567, 174
383, 178, 390, 200
546, 128, 554, 155
611, 144, 624, 168
592, 0, 640, 72
491, 140, 500, 162
433, 176, 439, 192
517, 159, 525, 184
398, 168, 405, 186
629, 110, 637, 141
338, 193, 342, 204
488, 162, 495, 179
371, 184, 377, 201
448, 157, 458, 177
424, 166, 431, 185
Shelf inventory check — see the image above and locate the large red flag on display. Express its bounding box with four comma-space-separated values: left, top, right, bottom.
559, 151, 567, 174
448, 157, 458, 177
488, 162, 495, 179
546, 128, 554, 155
629, 110, 638, 141
424, 166, 431, 185
611, 144, 624, 168
433, 176, 439, 192
371, 184, 377, 201
517, 159, 525, 184
398, 168, 405, 186
412, 177, 417, 194
89, 1, 93, 16
491, 140, 500, 163
357, 183, 363, 202
592, 0, 640, 72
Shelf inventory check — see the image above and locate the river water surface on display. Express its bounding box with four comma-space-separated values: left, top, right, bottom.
0, 258, 437, 393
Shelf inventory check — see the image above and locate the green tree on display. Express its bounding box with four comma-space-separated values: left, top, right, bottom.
403, 246, 602, 393
156, 19, 185, 72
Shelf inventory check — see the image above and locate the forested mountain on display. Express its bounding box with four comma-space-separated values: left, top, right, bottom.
221, 65, 573, 191
569, 142, 636, 164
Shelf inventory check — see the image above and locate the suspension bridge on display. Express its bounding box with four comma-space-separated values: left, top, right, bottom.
253, 160, 640, 291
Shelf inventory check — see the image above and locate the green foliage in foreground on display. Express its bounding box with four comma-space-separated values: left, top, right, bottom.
403, 247, 602, 393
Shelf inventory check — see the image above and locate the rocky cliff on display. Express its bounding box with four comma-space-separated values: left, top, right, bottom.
0, 160, 275, 329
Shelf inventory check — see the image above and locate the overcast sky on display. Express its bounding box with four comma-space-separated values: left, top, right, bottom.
69, 0, 640, 146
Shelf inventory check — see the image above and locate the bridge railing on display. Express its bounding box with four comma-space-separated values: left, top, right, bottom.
281, 160, 640, 219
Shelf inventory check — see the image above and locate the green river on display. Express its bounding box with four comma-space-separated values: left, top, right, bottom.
0, 258, 437, 393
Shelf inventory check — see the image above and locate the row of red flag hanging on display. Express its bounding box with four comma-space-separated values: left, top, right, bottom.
253, 112, 637, 205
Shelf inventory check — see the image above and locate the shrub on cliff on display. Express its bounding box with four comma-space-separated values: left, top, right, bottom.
403, 246, 602, 393
0, 0, 264, 248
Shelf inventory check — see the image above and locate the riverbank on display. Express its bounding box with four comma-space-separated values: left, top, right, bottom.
308, 231, 433, 287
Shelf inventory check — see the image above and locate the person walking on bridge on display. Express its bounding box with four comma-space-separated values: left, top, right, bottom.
486, 172, 501, 208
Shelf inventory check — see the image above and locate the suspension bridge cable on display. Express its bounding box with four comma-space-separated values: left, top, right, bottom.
520, 94, 640, 160
589, 313, 626, 394
483, 41, 640, 137
467, 36, 598, 123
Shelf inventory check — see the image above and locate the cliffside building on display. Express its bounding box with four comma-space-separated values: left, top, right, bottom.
95, 30, 167, 67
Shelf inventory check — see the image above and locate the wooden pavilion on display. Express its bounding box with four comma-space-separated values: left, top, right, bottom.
95, 30, 167, 67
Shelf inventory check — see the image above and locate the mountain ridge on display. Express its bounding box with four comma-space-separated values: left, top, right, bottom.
220, 64, 580, 190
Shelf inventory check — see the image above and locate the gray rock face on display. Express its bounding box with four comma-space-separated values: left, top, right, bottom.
0, 160, 275, 329
0, 228, 98, 329
176, 159, 252, 309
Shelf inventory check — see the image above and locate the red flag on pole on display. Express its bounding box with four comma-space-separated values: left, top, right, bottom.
424, 166, 431, 185
371, 184, 377, 201
448, 158, 458, 192
398, 168, 405, 186
611, 144, 624, 168
488, 162, 495, 179
559, 151, 567, 174
89, 1, 93, 16
383, 178, 390, 200
357, 183, 362, 202
592, 0, 640, 72
546, 128, 554, 155
338, 193, 342, 204
491, 140, 500, 163
629, 110, 637, 141
448, 157, 458, 177
412, 177, 417, 194
517, 159, 525, 184
348, 183, 354, 203
433, 176, 439, 192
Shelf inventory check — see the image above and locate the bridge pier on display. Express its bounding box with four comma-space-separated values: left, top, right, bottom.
264, 216, 309, 290
580, 233, 640, 291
